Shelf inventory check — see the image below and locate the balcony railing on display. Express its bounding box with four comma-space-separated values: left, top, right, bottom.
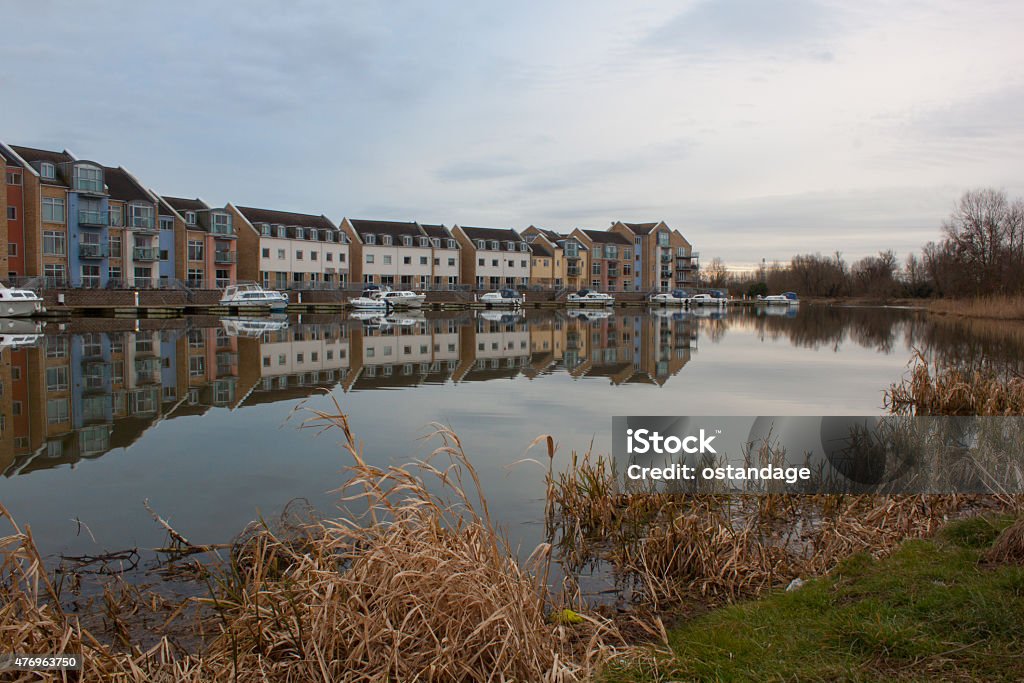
73, 179, 106, 195
79, 210, 108, 226
133, 247, 159, 261
130, 218, 157, 232
210, 224, 235, 237
78, 243, 108, 259
214, 250, 237, 264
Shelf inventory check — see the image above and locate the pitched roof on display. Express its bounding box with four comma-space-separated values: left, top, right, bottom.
348, 219, 423, 240
529, 241, 554, 257
421, 224, 453, 240
620, 222, 661, 235
237, 206, 336, 231
458, 226, 525, 242
9, 145, 73, 186
581, 229, 631, 245
162, 196, 208, 213
103, 166, 153, 203
0, 145, 24, 167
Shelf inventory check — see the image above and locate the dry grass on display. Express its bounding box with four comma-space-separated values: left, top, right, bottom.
885, 351, 1024, 415
928, 294, 1024, 321
0, 404, 624, 682
985, 515, 1024, 564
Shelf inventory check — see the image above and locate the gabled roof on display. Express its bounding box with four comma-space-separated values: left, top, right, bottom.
0, 145, 25, 167
162, 196, 208, 213
619, 222, 662, 235
421, 224, 454, 240
348, 219, 424, 240
581, 229, 631, 245
9, 145, 73, 186
529, 241, 553, 257
457, 226, 525, 242
103, 166, 153, 203
237, 206, 336, 231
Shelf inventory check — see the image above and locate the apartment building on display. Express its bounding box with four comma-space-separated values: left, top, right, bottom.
104, 166, 163, 288
1, 146, 28, 280
422, 224, 461, 288
160, 197, 238, 288
341, 219, 433, 289
522, 227, 591, 291
451, 226, 531, 289
232, 205, 348, 289
571, 229, 633, 292
610, 221, 698, 291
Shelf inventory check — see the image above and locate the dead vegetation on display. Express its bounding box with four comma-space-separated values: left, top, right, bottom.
885, 350, 1024, 415
929, 294, 1024, 321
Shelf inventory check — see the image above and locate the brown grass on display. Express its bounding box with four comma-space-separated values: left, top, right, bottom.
885, 351, 1024, 415
928, 294, 1024, 321
985, 516, 1024, 564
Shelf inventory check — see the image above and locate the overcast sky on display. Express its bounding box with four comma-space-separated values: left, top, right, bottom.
3, 0, 1022, 268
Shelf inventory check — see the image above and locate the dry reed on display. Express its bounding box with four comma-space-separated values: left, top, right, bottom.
885, 350, 1024, 415
928, 294, 1024, 321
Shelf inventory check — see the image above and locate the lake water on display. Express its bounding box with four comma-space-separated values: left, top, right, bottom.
0, 305, 1018, 574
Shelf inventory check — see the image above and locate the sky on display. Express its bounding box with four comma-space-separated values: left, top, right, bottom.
2, 0, 1022, 269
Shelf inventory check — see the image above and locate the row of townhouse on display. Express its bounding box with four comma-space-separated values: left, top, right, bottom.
1, 140, 698, 292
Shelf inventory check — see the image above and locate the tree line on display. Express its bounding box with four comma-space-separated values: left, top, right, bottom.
702, 189, 1024, 299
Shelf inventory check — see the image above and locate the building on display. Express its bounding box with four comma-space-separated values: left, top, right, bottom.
523, 227, 591, 291
421, 224, 461, 289
231, 205, 348, 289
524, 232, 559, 288
609, 221, 698, 291
571, 228, 633, 292
340, 219, 437, 289
451, 226, 531, 289
160, 197, 238, 288
103, 166, 162, 288
0, 145, 28, 281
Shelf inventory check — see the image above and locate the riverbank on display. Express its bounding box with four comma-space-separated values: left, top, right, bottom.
603, 515, 1024, 682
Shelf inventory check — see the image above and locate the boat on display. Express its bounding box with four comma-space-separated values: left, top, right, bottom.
0, 318, 44, 348
479, 289, 524, 307
0, 284, 44, 317
756, 291, 800, 306
219, 283, 289, 310
377, 290, 426, 308
349, 295, 390, 310
220, 316, 290, 337
566, 289, 615, 306
689, 293, 726, 307
649, 289, 690, 306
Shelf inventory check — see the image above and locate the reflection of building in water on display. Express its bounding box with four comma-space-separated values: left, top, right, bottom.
1, 312, 701, 475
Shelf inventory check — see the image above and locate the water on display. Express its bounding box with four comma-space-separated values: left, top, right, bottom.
0, 305, 1018, 570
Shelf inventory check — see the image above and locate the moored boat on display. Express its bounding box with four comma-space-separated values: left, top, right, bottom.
566, 289, 615, 306
479, 289, 525, 307
219, 283, 289, 310
649, 289, 690, 306
756, 291, 800, 306
0, 284, 44, 317
377, 290, 427, 308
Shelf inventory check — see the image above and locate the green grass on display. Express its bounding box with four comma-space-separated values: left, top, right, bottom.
604, 516, 1024, 682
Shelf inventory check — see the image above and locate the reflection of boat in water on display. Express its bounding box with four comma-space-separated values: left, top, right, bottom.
650, 308, 694, 321
756, 305, 799, 318
567, 309, 613, 321
220, 315, 290, 337
477, 310, 524, 324
350, 310, 425, 328
0, 318, 44, 348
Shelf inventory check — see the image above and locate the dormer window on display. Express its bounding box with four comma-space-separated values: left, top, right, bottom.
382, 235, 392, 246
489, 240, 499, 250
447, 239, 457, 249
260, 223, 271, 236
185, 211, 197, 225
476, 240, 486, 250
365, 234, 376, 245
274, 225, 286, 238
40, 162, 56, 180
519, 243, 529, 252
73, 164, 103, 193
506, 241, 515, 251
420, 237, 430, 247
402, 236, 412, 247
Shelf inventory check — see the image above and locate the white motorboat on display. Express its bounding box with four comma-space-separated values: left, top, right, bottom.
479, 289, 524, 307
377, 290, 426, 308
757, 291, 800, 306
349, 296, 389, 310
566, 289, 615, 306
649, 289, 690, 306
220, 316, 290, 337
219, 283, 289, 310
0, 318, 44, 348
0, 284, 44, 317
689, 293, 726, 307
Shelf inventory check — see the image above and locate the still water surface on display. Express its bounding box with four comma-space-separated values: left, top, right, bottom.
0, 305, 1014, 567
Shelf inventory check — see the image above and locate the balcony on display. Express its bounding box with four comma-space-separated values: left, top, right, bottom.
73, 179, 106, 196
129, 218, 158, 233
78, 243, 108, 259
133, 247, 159, 261
661, 254, 673, 263
214, 250, 237, 264
607, 268, 620, 277
210, 224, 235, 238
78, 210, 108, 226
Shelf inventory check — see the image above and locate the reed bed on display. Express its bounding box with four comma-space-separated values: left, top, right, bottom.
885, 350, 1024, 415
928, 294, 1024, 321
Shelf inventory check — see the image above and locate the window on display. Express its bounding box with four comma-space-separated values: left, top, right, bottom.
260, 223, 271, 236
73, 164, 103, 192
326, 252, 333, 262
46, 366, 68, 391
43, 230, 66, 255
490, 240, 499, 250
403, 256, 411, 265
5, 170, 20, 185
108, 204, 123, 226
447, 239, 456, 249
448, 257, 456, 266
310, 251, 318, 261
40, 162, 56, 180
365, 234, 376, 245
478, 258, 484, 266
592, 263, 601, 275
383, 255, 392, 265
521, 260, 527, 268
44, 263, 66, 286
262, 247, 270, 258
296, 250, 303, 260
131, 203, 155, 229
7, 243, 16, 257
491, 259, 498, 267
6, 206, 15, 220
366, 254, 374, 264
187, 268, 202, 286
274, 225, 286, 238
624, 248, 632, 260
212, 212, 231, 234
277, 248, 286, 259
402, 236, 412, 246
657, 231, 669, 246
677, 247, 687, 257
215, 269, 229, 288
381, 235, 392, 246
109, 266, 122, 282
189, 356, 205, 377
185, 211, 197, 225
476, 240, 485, 249
159, 249, 169, 261
160, 216, 173, 231
188, 240, 204, 260
42, 197, 65, 223
109, 235, 122, 257
420, 256, 428, 265
81, 264, 100, 287
47, 398, 69, 423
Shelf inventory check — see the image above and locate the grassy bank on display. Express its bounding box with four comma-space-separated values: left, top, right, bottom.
928, 295, 1024, 321
603, 515, 1024, 682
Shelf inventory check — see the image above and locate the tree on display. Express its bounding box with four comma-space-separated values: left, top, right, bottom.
703, 257, 728, 288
